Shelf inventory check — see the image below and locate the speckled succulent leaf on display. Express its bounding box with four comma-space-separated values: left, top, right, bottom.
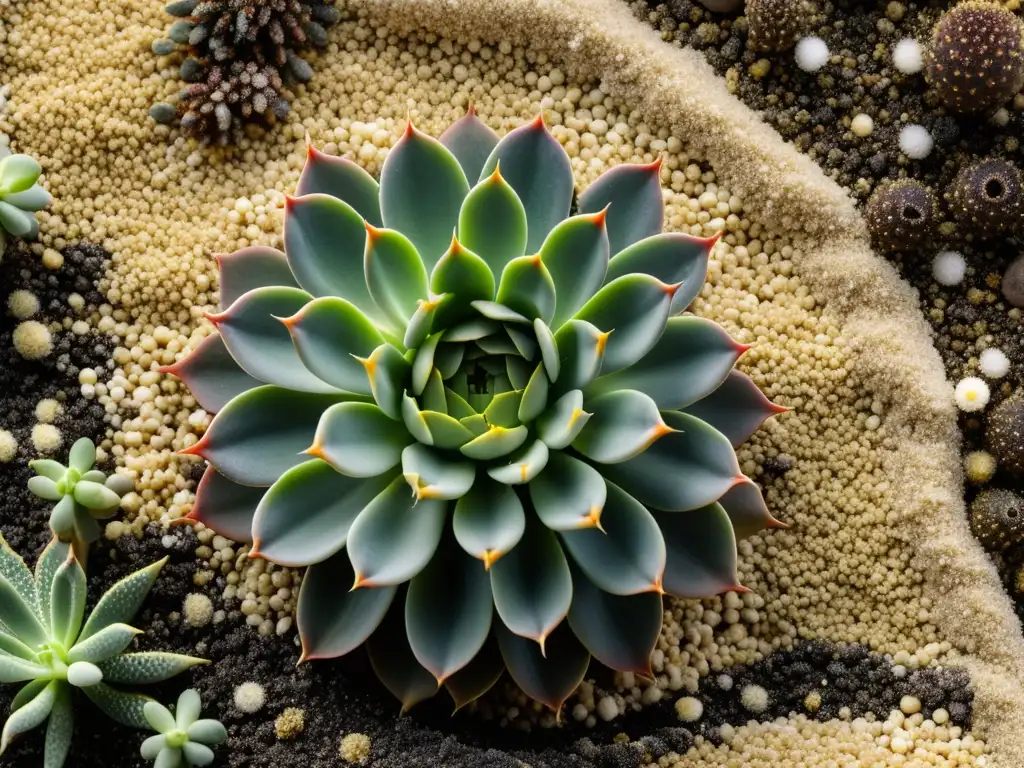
216, 247, 298, 310
604, 232, 716, 314
11, 680, 48, 712
489, 516, 572, 646
346, 476, 446, 587
718, 478, 787, 540
0, 679, 57, 754
600, 411, 742, 512
43, 684, 72, 768
572, 389, 672, 464
579, 159, 664, 257
181, 386, 357, 486
0, 656, 49, 684
97, 652, 208, 685
405, 535, 493, 682
49, 554, 87, 649
253, 460, 396, 566
367, 598, 441, 714
67, 624, 140, 665
209, 286, 341, 393
439, 107, 500, 182
480, 116, 574, 252
379, 124, 470, 268
0, 154, 42, 195
82, 683, 153, 729
157, 333, 259, 414
443, 634, 504, 712
184, 467, 262, 543
565, 561, 662, 677
296, 145, 382, 225
0, 629, 37, 662
559, 481, 665, 596
0, 571, 47, 647
494, 620, 589, 714
34, 538, 70, 621
682, 369, 787, 448
654, 502, 742, 598
298, 548, 396, 661
587, 316, 745, 410
0, 536, 36, 610
457, 167, 528, 276
78, 557, 167, 643
529, 452, 606, 530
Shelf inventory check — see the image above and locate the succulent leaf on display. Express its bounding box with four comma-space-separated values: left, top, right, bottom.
346, 477, 447, 587
72, 480, 121, 511
34, 538, 70, 623
215, 246, 298, 310
67, 623, 140, 664
460, 424, 528, 460
158, 333, 260, 413
411, 332, 442, 396
495, 255, 557, 324
682, 369, 786, 447
379, 124, 470, 268
3, 184, 51, 212
452, 478, 526, 568
360, 343, 410, 419
49, 554, 87, 648
82, 683, 153, 729
719, 479, 785, 539
578, 160, 664, 257
0, 628, 37, 661
29, 460, 66, 483
97, 652, 208, 685
0, 680, 57, 754
654, 502, 741, 597
572, 389, 673, 464
184, 467, 263, 543
0, 572, 47, 647
78, 557, 166, 642
430, 240, 496, 328
533, 318, 560, 382
186, 719, 228, 745
551, 320, 606, 393
296, 146, 383, 225
364, 225, 429, 327
422, 410, 476, 448
144, 700, 175, 733
183, 742, 215, 766
487, 439, 549, 486
495, 619, 589, 714
539, 212, 611, 328
311, 402, 412, 478
0, 536, 36, 614
28, 476, 62, 501
0, 656, 50, 685
457, 168, 528, 276
536, 389, 591, 450
367, 596, 441, 713
401, 443, 476, 500
297, 549, 396, 661
443, 634, 504, 711
42, 684, 73, 768
253, 460, 397, 566
67, 438, 96, 473
439, 107, 500, 183
529, 452, 607, 530
604, 232, 715, 314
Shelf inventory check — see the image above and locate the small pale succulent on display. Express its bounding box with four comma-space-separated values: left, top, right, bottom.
166, 110, 785, 713
141, 689, 227, 768
28, 438, 135, 555
0, 148, 51, 258
0, 535, 207, 766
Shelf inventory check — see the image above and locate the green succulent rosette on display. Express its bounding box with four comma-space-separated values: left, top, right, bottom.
166, 111, 785, 713
0, 148, 50, 257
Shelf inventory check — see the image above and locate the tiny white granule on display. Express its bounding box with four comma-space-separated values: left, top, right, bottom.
954, 377, 990, 412
851, 113, 874, 137
931, 250, 966, 285
899, 124, 933, 159
892, 38, 923, 74
979, 348, 1011, 378
794, 37, 830, 72
596, 695, 618, 722
233, 681, 266, 713
740, 684, 769, 713
675, 696, 703, 722
0, 430, 17, 462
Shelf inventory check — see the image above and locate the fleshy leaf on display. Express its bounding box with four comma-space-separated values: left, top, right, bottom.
186, 719, 227, 746
429, 235, 496, 329
406, 536, 493, 682
367, 596, 440, 713
28, 476, 62, 501
359, 343, 411, 420
588, 316, 745, 409
43, 684, 73, 768
551, 320, 606, 393
682, 370, 786, 447
174, 689, 201, 730
97, 652, 208, 684
281, 297, 384, 395
183, 742, 215, 766
534, 318, 560, 382
458, 167, 528, 277
0, 572, 47, 648
181, 386, 353, 486
578, 159, 664, 257
460, 425, 528, 460
536, 389, 591, 450
529, 452, 607, 530
566, 561, 662, 676
379, 123, 470, 269
453, 478, 526, 569
210, 286, 340, 393
78, 558, 166, 642
0, 154, 42, 194
654, 502, 741, 597
540, 212, 611, 328
0, 628, 36, 661
216, 246, 298, 310
423, 411, 476, 448
0, 656, 49, 685
444, 317, 500, 342
490, 516, 572, 647
0, 680, 56, 754
0, 202, 37, 236
347, 477, 446, 587
185, 467, 263, 543
401, 444, 476, 501
439, 106, 500, 183
144, 701, 175, 732
604, 232, 716, 314
487, 440, 549, 486
296, 145, 383, 225
601, 411, 741, 512
297, 549, 396, 661
3, 185, 51, 212
559, 481, 665, 595
718, 479, 785, 540
67, 438, 96, 473
72, 481, 121, 511
364, 225, 429, 327
0, 535, 36, 617
283, 194, 387, 327
49, 554, 87, 649
495, 619, 589, 714
480, 116, 574, 253
67, 623, 140, 664
444, 635, 504, 711
412, 333, 442, 396
572, 389, 672, 464
82, 683, 153, 729
253, 460, 397, 567
494, 255, 556, 324
159, 333, 260, 414
572, 274, 676, 375
518, 364, 549, 423
34, 538, 70, 624
310, 401, 412, 478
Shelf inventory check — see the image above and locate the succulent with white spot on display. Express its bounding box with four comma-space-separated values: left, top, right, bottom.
0, 536, 207, 766
165, 110, 785, 714
28, 438, 135, 557
141, 689, 227, 768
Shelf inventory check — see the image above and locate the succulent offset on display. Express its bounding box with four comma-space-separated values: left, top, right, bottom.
0, 148, 50, 259
165, 110, 785, 713
0, 535, 207, 766
28, 438, 135, 556
141, 689, 227, 768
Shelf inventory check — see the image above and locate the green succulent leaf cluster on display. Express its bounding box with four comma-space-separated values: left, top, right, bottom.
28, 438, 135, 553
141, 689, 227, 768
0, 147, 50, 258
168, 109, 785, 713
0, 535, 207, 766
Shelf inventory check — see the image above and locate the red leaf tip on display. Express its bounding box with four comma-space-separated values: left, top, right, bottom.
176, 435, 209, 458
588, 204, 610, 229
466, 102, 477, 117
529, 112, 546, 130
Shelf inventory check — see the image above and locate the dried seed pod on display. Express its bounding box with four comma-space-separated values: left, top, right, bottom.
745, 0, 815, 52
970, 488, 1024, 551
947, 157, 1024, 236
986, 396, 1024, 475
864, 179, 938, 252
